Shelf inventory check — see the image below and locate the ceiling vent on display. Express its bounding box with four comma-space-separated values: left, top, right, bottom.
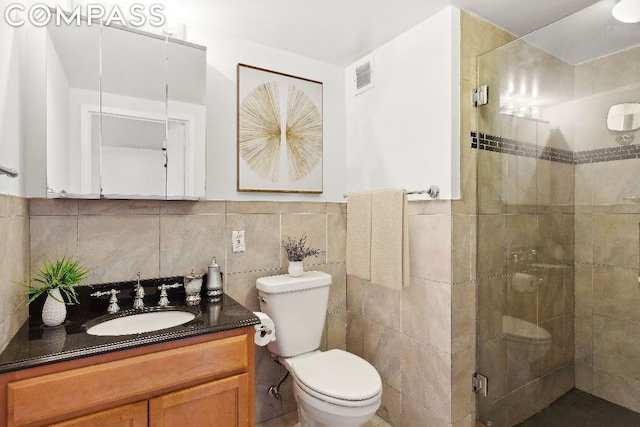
354, 55, 374, 96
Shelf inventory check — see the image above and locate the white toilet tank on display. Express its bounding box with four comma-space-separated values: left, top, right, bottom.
257, 271, 331, 357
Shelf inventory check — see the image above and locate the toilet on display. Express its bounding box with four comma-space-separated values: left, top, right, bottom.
257, 271, 382, 427
502, 315, 552, 366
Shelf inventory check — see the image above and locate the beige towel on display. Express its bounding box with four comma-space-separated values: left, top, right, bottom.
370, 188, 410, 289
346, 190, 371, 280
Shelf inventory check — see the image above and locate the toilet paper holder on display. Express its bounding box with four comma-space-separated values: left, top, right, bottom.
255, 324, 272, 338
253, 311, 275, 346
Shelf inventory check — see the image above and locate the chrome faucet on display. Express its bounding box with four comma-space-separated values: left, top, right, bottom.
90, 289, 121, 314
133, 272, 145, 310
157, 283, 182, 307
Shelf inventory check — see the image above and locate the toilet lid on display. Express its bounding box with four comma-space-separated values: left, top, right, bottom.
291, 349, 382, 401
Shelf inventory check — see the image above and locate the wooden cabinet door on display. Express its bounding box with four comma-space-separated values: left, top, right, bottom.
149, 373, 250, 427
49, 401, 147, 427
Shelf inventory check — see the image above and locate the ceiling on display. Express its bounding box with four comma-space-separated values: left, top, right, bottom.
149, 0, 640, 66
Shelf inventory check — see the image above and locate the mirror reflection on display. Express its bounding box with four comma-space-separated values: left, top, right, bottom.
606, 102, 640, 132
46, 16, 206, 199
100, 24, 168, 198
166, 39, 207, 199
46, 20, 100, 197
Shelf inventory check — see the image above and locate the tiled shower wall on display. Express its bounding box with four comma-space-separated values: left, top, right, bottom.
27, 198, 347, 424
474, 21, 640, 425
475, 143, 576, 426
573, 45, 640, 413
0, 195, 29, 352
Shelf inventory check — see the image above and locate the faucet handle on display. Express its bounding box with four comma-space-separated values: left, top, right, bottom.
135, 285, 145, 297
133, 285, 145, 310
157, 283, 182, 307
90, 290, 108, 298
91, 289, 120, 314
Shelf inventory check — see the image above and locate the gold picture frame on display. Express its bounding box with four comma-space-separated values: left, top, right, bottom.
237, 64, 323, 193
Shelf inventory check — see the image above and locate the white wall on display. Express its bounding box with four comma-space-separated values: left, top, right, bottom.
345, 6, 460, 200
101, 146, 165, 196
0, 2, 25, 196
185, 26, 347, 202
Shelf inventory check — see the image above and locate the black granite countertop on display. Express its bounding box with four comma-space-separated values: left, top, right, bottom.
0, 276, 260, 374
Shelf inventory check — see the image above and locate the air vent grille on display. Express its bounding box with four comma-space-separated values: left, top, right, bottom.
354, 55, 374, 96
356, 62, 371, 90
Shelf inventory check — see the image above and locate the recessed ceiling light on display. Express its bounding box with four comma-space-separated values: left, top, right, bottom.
612, 0, 640, 23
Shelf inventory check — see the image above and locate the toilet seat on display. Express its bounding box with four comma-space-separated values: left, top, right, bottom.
502, 315, 552, 343
289, 349, 382, 407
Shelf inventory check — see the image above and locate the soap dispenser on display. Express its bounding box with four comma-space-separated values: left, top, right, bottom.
206, 257, 223, 300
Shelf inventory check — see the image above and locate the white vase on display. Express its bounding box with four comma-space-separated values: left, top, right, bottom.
42, 288, 67, 327
288, 261, 304, 277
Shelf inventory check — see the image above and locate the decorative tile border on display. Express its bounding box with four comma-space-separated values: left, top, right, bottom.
471, 132, 640, 164
471, 132, 573, 164
573, 144, 640, 164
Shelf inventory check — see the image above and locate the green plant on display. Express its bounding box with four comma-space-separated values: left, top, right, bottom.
24, 255, 90, 305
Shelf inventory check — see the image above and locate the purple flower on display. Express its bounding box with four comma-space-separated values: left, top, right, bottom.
282, 233, 325, 262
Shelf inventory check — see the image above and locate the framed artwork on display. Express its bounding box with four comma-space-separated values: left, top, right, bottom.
237, 64, 323, 193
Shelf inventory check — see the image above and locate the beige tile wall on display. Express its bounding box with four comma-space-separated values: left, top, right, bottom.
346, 200, 476, 427
572, 45, 640, 414
28, 198, 347, 424
574, 205, 640, 413
0, 194, 29, 353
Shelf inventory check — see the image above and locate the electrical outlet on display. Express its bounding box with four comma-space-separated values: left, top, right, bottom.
232, 230, 245, 253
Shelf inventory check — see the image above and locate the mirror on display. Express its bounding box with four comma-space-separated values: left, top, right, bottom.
46, 16, 206, 199
166, 39, 207, 198
100, 25, 168, 198
607, 103, 640, 132
46, 19, 100, 197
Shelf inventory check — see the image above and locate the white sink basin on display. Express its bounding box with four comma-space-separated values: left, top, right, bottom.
85, 310, 196, 336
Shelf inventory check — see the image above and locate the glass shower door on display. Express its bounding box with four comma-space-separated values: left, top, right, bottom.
475, 2, 640, 424
475, 38, 576, 427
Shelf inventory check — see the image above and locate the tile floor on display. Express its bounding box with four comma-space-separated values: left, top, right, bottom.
256, 411, 393, 427
515, 388, 640, 427
257, 389, 640, 427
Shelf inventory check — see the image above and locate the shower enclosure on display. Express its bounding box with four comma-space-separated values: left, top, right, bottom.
475, 2, 640, 425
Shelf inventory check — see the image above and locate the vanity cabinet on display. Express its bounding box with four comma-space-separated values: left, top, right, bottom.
149, 374, 249, 426
50, 401, 148, 427
0, 327, 254, 427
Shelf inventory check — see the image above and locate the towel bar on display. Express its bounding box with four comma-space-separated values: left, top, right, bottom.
0, 165, 18, 178
343, 185, 439, 199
